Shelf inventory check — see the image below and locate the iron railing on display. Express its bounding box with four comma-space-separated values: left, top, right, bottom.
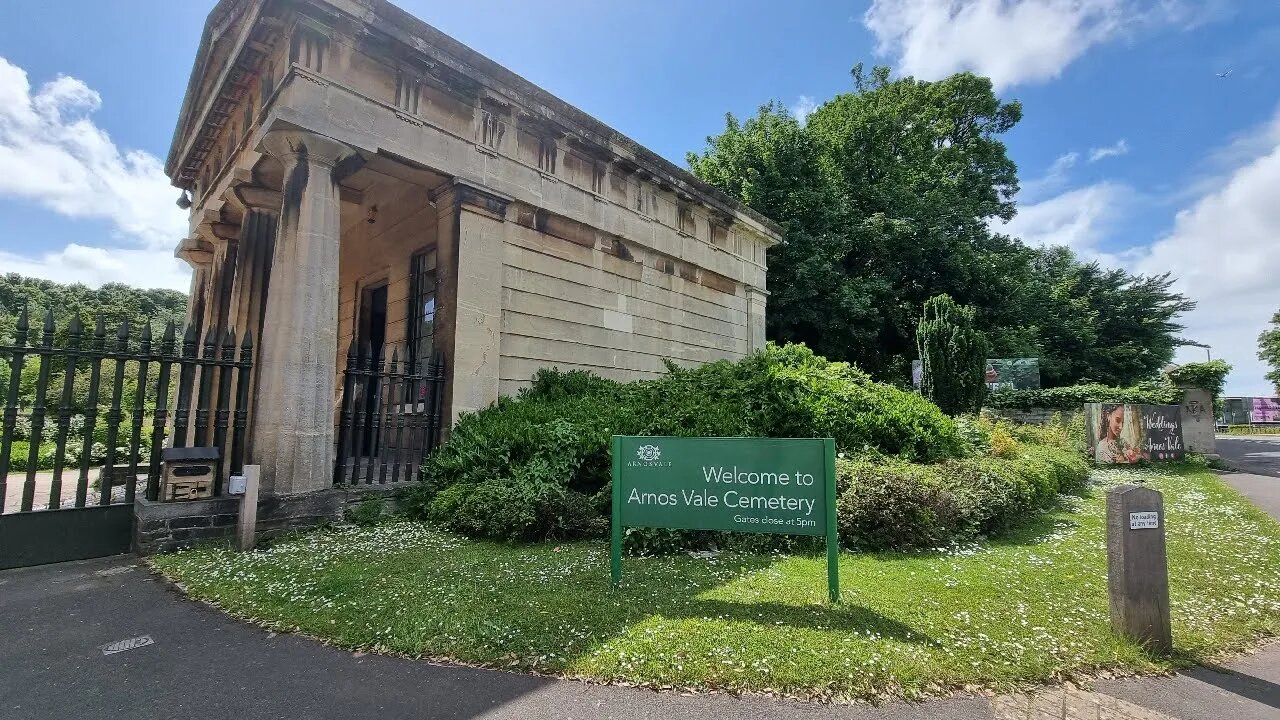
334, 342, 445, 486
0, 307, 252, 513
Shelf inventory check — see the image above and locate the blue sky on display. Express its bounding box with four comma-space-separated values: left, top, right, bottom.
0, 1, 1277, 394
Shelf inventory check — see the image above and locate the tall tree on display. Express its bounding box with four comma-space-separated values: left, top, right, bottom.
688, 102, 886, 362
689, 67, 1191, 387
917, 294, 987, 415
1259, 309, 1280, 394
1019, 247, 1194, 387
691, 67, 1027, 379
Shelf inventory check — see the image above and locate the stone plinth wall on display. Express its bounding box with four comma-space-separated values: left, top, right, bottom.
1178, 388, 1216, 454
987, 408, 1079, 425
133, 483, 406, 554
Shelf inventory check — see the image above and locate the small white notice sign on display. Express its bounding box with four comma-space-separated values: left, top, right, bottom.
1129, 511, 1159, 530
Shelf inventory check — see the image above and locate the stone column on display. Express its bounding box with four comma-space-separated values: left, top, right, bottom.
175, 237, 215, 448
184, 264, 210, 336
209, 239, 238, 336
176, 237, 215, 337
252, 129, 357, 495
226, 186, 281, 462
431, 179, 510, 427
746, 286, 768, 353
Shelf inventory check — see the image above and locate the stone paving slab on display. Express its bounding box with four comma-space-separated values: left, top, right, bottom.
992, 687, 1180, 720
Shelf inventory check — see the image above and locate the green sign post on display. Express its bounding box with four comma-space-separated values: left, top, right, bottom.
610, 436, 839, 603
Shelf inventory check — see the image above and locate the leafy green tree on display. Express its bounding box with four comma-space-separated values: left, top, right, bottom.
690, 67, 1025, 378
917, 294, 988, 415
688, 102, 886, 364
1018, 247, 1194, 387
689, 67, 1191, 387
1259, 309, 1280, 394
0, 273, 187, 406
0, 274, 186, 347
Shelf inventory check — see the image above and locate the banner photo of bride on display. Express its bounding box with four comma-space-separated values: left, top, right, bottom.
1084, 403, 1185, 464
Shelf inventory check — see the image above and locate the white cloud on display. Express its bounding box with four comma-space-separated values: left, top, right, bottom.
1019, 151, 1080, 201
791, 95, 818, 126
1088, 138, 1129, 162
1003, 111, 1280, 396
863, 1, 1188, 89
1000, 180, 1131, 263
0, 56, 189, 291
1134, 111, 1280, 396
0, 245, 190, 291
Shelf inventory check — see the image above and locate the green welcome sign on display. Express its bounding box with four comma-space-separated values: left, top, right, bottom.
610, 436, 839, 603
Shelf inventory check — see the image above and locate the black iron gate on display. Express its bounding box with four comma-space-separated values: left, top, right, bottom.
334, 342, 445, 486
0, 307, 251, 569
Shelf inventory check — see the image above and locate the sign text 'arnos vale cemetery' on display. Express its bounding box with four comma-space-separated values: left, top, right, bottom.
610, 436, 839, 602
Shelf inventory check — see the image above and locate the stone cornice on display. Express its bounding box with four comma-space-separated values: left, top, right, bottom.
329, 0, 782, 241
165, 0, 265, 184
168, 0, 783, 242
431, 178, 512, 221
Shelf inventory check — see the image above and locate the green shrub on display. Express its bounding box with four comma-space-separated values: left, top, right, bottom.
837, 458, 968, 549
7, 440, 31, 470
4, 439, 64, 471
986, 381, 1180, 410
988, 423, 1021, 458
1007, 412, 1088, 457
916, 294, 988, 416
1164, 360, 1231, 397
408, 343, 962, 541
836, 443, 1089, 551
426, 479, 602, 541
346, 497, 386, 527
953, 415, 992, 457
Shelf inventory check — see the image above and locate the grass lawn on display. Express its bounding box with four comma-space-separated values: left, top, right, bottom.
153, 464, 1280, 701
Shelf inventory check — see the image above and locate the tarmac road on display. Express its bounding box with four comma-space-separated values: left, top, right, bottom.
1216, 435, 1280, 478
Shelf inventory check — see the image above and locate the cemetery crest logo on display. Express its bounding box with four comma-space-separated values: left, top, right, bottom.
627, 443, 672, 468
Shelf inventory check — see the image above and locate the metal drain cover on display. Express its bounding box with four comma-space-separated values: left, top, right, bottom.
101, 635, 154, 655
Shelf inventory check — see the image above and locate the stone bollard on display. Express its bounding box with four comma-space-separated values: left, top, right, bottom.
236, 465, 261, 552
1106, 484, 1172, 654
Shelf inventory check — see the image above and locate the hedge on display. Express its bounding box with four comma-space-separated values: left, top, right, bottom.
1164, 360, 1231, 397
407, 343, 963, 541
837, 443, 1089, 550
985, 382, 1181, 411
406, 344, 1098, 550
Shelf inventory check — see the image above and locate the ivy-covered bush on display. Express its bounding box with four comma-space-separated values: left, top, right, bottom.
985, 381, 1180, 410
1164, 360, 1231, 397
408, 343, 962, 540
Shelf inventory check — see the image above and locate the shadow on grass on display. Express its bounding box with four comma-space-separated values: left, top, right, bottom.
665, 597, 937, 646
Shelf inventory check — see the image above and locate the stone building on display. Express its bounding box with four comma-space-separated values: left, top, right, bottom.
166, 0, 782, 498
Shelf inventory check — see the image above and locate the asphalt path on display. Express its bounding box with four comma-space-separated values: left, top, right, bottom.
5, 456, 1280, 719
1216, 435, 1280, 478
0, 556, 992, 720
